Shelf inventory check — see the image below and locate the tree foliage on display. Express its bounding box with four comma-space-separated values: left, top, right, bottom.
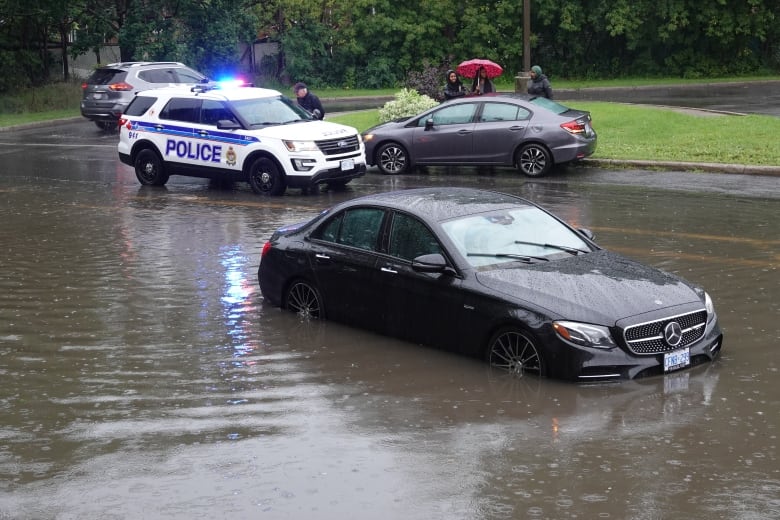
1, 0, 779, 92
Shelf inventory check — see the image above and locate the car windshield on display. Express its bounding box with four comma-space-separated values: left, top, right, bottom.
441, 206, 592, 268
230, 95, 311, 126
528, 96, 572, 115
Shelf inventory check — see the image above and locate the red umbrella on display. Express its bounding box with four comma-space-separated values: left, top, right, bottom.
456, 58, 503, 79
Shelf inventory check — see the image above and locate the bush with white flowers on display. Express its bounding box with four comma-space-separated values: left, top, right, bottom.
378, 88, 439, 123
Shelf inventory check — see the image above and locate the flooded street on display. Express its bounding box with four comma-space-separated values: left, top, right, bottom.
1, 122, 779, 519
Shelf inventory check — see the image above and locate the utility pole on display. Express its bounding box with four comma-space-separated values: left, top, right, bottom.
516, 0, 531, 92
523, 0, 531, 72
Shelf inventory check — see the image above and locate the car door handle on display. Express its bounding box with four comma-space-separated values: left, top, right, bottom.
154, 124, 164, 131
197, 130, 209, 136
509, 125, 526, 131
380, 266, 398, 274
315, 253, 331, 261
457, 129, 473, 135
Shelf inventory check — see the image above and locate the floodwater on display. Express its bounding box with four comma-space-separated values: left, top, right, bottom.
0, 124, 779, 519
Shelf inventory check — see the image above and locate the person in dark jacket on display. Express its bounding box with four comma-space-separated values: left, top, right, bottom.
471, 67, 495, 95
443, 70, 466, 100
527, 65, 553, 99
293, 82, 325, 119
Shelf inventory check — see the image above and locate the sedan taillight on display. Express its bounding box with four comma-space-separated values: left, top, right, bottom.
109, 82, 134, 91
560, 120, 587, 135
261, 241, 272, 258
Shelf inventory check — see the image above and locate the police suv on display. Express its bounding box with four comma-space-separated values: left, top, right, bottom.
117, 84, 366, 196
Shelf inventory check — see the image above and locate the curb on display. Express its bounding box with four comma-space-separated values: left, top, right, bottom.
583, 158, 780, 176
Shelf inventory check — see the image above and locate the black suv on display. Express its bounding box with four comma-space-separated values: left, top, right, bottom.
80, 62, 208, 130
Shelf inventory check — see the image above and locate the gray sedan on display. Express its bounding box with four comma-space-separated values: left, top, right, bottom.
362, 94, 597, 177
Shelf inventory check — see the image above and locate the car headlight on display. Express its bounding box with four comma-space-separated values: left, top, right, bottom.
704, 291, 716, 321
553, 321, 617, 349
283, 140, 319, 152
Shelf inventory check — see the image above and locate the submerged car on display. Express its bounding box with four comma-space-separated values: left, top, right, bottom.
257, 188, 723, 382
361, 94, 597, 177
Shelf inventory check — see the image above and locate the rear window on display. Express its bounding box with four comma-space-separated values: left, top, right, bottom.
124, 95, 157, 117
529, 96, 570, 115
87, 69, 127, 85
138, 67, 205, 84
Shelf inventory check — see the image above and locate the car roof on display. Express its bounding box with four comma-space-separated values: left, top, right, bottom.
342, 187, 533, 222
135, 85, 283, 101
100, 61, 190, 70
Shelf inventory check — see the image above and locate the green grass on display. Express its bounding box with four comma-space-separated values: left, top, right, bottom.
328, 103, 780, 166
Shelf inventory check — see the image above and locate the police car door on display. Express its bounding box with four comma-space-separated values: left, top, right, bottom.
196, 99, 244, 177
157, 97, 216, 171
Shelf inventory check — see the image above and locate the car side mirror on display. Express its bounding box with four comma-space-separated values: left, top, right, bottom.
577, 228, 595, 241
217, 119, 241, 130
412, 253, 455, 275
424, 118, 435, 131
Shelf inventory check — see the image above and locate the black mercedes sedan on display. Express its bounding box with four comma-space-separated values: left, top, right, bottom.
257, 188, 723, 382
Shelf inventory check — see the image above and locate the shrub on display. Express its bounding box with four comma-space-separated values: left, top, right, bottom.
404, 60, 448, 101
378, 88, 439, 122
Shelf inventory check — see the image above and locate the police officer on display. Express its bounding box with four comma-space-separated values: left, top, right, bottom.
293, 82, 325, 120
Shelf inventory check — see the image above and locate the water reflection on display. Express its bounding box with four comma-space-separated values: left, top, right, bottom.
0, 172, 778, 519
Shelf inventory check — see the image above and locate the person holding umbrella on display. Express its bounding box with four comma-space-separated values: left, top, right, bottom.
471, 67, 495, 95
527, 65, 553, 99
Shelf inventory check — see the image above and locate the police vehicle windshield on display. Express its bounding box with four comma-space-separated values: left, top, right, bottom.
232, 96, 312, 127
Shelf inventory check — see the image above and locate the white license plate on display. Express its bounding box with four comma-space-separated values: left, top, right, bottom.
664, 347, 690, 372
340, 159, 354, 171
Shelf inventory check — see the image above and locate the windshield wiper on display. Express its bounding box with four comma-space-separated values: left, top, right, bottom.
513, 240, 588, 255
467, 252, 550, 263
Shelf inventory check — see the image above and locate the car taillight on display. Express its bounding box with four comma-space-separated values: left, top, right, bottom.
109, 82, 134, 91
560, 120, 586, 135
81, 82, 88, 90
261, 241, 272, 258
118, 117, 130, 129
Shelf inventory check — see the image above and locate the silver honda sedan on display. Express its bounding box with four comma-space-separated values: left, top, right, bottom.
362, 93, 597, 177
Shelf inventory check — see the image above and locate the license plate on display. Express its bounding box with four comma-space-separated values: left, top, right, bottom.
340, 159, 354, 171
664, 347, 690, 372
91, 93, 105, 100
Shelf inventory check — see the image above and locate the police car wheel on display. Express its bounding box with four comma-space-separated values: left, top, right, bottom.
134, 148, 169, 186
248, 157, 286, 196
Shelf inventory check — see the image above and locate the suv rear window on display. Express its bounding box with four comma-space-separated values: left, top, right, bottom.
124, 95, 158, 117
87, 69, 127, 85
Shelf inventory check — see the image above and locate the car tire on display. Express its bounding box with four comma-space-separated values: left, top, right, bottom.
486, 327, 545, 377
376, 142, 409, 175
284, 280, 324, 319
248, 157, 286, 196
134, 148, 169, 186
516, 143, 552, 177
95, 121, 116, 131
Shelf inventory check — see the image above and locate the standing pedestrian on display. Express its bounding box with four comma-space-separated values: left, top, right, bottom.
293, 82, 325, 119
527, 66, 553, 99
443, 70, 466, 100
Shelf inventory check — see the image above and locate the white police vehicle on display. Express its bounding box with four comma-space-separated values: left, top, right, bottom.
117, 83, 366, 196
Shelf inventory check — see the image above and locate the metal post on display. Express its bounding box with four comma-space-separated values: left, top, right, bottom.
515, 0, 532, 93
